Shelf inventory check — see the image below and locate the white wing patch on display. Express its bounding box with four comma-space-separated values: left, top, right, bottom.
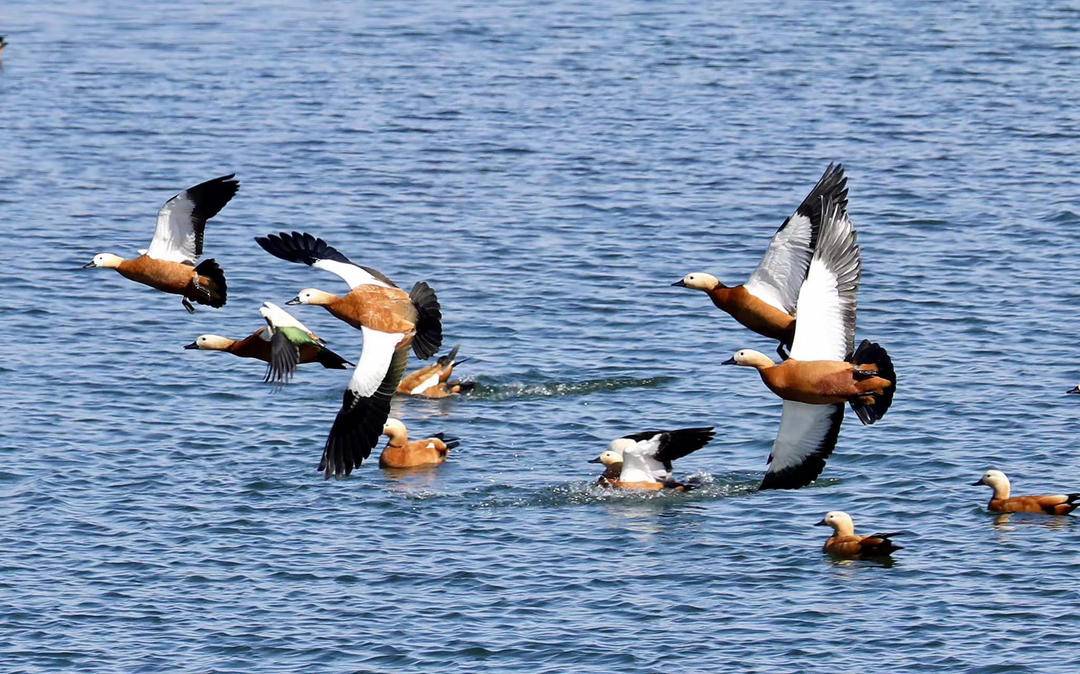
744, 213, 815, 314
770, 401, 841, 473
408, 372, 441, 395
259, 302, 313, 333
348, 329, 406, 397
146, 190, 199, 263
788, 258, 847, 361
314, 259, 393, 290
619, 436, 671, 482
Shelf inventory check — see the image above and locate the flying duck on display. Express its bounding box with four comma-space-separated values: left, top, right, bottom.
184, 326, 350, 372
972, 470, 1080, 515
588, 427, 715, 491
255, 231, 443, 478
82, 174, 237, 312
396, 345, 474, 398
816, 511, 903, 558
378, 418, 459, 469
723, 196, 896, 489
673, 163, 848, 356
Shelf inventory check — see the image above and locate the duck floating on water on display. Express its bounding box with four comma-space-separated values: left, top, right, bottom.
255, 231, 443, 478
723, 196, 896, 489
397, 345, 474, 398
816, 511, 903, 558
972, 470, 1079, 515
1068, 384, 1079, 395
673, 163, 847, 357
83, 174, 238, 312
589, 427, 714, 491
378, 418, 459, 469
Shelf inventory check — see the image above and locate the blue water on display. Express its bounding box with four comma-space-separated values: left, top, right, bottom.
3, 1, 1079, 671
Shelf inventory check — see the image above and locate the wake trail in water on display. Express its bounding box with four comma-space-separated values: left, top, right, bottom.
462, 375, 675, 401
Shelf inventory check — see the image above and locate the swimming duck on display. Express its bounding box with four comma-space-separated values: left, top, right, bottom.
972, 470, 1080, 515
1068, 384, 1079, 394
82, 174, 237, 312
0, 36, 7, 55
255, 231, 443, 478
723, 196, 896, 489
378, 418, 459, 469
673, 163, 847, 356
396, 345, 474, 398
816, 511, 902, 558
588, 427, 715, 491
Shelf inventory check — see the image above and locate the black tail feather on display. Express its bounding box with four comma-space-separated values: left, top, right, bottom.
848, 339, 895, 425
451, 380, 476, 395
409, 281, 443, 360
434, 432, 460, 451
193, 258, 227, 307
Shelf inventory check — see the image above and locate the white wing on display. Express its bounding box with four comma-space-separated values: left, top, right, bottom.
762, 401, 844, 489
744, 164, 847, 314
258, 302, 314, 333
313, 259, 395, 290
788, 200, 860, 361
349, 329, 406, 397
408, 372, 441, 395
619, 437, 671, 482
145, 175, 238, 263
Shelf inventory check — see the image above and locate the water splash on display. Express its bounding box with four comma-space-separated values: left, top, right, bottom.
462, 375, 675, 401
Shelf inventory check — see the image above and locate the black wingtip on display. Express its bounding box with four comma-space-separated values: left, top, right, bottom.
255, 231, 352, 267
192, 258, 227, 308
795, 163, 849, 249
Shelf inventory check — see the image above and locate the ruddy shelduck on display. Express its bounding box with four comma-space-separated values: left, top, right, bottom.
673, 163, 848, 356
83, 174, 238, 312
184, 328, 349, 371
972, 470, 1080, 515
589, 427, 714, 491
397, 345, 474, 398
255, 231, 443, 478
256, 301, 350, 384
1068, 384, 1079, 395
723, 197, 896, 490
378, 418, 459, 469
816, 511, 903, 558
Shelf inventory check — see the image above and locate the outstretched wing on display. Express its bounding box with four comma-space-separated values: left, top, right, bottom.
744, 164, 847, 314
264, 330, 300, 386
254, 231, 397, 289
622, 427, 716, 470
146, 174, 239, 263
788, 196, 860, 361
319, 329, 409, 478
760, 401, 844, 490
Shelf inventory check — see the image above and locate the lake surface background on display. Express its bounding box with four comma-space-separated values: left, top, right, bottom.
2, 1, 1079, 671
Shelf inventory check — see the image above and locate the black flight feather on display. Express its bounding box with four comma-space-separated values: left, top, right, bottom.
181, 174, 239, 258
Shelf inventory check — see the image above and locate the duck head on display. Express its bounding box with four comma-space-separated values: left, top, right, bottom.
184, 334, 233, 351
286, 288, 336, 306
972, 469, 1010, 497
815, 511, 855, 536
82, 253, 123, 269
382, 417, 408, 443
672, 272, 721, 291
588, 449, 623, 466
722, 349, 775, 369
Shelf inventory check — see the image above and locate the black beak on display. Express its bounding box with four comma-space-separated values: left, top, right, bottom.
1068, 386, 1080, 395
183, 341, 199, 350
587, 457, 603, 464
671, 279, 687, 287
814, 519, 829, 527
81, 261, 95, 269
971, 479, 984, 486
285, 297, 301, 306
721, 357, 736, 365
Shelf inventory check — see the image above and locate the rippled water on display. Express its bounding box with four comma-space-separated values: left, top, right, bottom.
3, 1, 1079, 671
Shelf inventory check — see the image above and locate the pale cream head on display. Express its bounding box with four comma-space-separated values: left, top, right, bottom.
676, 272, 720, 291
819, 511, 855, 535
594, 449, 623, 467
725, 349, 775, 369
84, 253, 124, 269
382, 417, 408, 440
288, 288, 337, 306
607, 438, 636, 454
187, 334, 234, 351
975, 469, 1010, 498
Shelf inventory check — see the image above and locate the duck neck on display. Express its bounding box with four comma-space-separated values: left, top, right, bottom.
832, 523, 855, 537
384, 427, 409, 448
991, 482, 1010, 500
706, 282, 732, 308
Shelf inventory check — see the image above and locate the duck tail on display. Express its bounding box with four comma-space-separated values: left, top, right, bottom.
434, 432, 460, 452
409, 281, 443, 360
450, 380, 476, 395
315, 346, 352, 370
848, 339, 895, 425
193, 258, 227, 307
